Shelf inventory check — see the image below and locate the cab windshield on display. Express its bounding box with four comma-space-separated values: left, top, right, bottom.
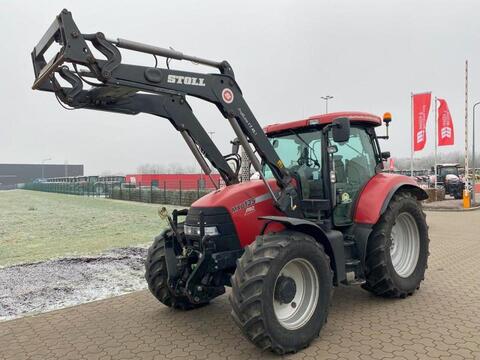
264, 129, 324, 199
439, 167, 459, 177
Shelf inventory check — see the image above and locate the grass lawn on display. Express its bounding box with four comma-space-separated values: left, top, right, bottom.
0, 190, 177, 267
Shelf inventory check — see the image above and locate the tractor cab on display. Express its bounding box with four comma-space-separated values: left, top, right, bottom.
436, 163, 460, 183
264, 112, 386, 226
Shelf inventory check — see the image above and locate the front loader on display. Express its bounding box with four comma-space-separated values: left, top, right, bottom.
32, 10, 430, 354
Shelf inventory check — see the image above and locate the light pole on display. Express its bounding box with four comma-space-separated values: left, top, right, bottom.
472, 101, 480, 204
41, 158, 51, 179
321, 95, 334, 114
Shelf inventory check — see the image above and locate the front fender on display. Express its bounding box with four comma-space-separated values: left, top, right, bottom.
259, 216, 346, 284
354, 173, 427, 225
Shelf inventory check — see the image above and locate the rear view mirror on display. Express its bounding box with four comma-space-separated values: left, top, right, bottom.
381, 151, 391, 160
332, 117, 350, 143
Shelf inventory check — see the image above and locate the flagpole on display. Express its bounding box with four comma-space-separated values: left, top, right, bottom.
434, 97, 438, 189
411, 92, 414, 177
464, 60, 470, 207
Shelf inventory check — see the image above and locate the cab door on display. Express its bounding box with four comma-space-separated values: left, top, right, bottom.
329, 126, 378, 225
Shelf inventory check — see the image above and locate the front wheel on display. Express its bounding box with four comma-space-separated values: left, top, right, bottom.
363, 192, 429, 298
230, 231, 333, 354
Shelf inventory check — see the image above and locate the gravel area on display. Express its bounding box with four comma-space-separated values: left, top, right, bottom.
0, 247, 148, 321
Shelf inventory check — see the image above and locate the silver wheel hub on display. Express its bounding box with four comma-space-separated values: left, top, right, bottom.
390, 212, 420, 278
273, 258, 319, 330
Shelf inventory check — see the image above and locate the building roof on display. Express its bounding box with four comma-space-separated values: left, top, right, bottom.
264, 111, 382, 134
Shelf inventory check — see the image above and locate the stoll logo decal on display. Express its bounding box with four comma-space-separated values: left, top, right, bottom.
222, 88, 234, 104
167, 74, 206, 86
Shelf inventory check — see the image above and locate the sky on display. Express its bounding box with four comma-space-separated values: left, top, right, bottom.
1, 0, 480, 175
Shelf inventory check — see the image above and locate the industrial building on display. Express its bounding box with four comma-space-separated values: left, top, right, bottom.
0, 163, 84, 190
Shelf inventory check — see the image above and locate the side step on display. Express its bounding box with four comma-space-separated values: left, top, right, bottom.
345, 271, 366, 285
343, 235, 366, 285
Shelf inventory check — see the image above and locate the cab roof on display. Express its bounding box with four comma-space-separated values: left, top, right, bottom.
264, 111, 382, 135
438, 163, 460, 167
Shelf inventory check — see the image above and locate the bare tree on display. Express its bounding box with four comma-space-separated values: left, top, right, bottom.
394, 151, 470, 171
136, 163, 199, 174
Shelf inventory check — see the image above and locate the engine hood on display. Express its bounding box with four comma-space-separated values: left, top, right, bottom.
191, 180, 284, 247
192, 179, 279, 211
445, 174, 461, 182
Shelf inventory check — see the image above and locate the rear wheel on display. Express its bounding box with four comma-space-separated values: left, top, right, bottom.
145, 233, 202, 310
362, 192, 429, 298
230, 231, 332, 354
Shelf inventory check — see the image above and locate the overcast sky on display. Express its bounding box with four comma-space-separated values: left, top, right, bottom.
1, 0, 480, 175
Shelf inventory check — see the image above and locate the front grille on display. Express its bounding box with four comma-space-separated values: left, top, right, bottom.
185, 207, 240, 251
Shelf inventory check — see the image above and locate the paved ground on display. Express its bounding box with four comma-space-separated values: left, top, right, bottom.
423, 193, 480, 211
1, 211, 479, 360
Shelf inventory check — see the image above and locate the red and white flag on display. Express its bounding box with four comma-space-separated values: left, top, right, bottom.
413, 93, 431, 151
437, 99, 454, 146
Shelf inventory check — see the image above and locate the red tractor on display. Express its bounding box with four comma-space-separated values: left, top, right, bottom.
32, 10, 430, 354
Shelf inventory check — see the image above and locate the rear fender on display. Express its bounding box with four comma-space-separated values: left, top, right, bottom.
354, 173, 427, 225
259, 216, 346, 284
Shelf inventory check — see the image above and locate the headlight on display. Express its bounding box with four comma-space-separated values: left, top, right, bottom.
184, 225, 219, 236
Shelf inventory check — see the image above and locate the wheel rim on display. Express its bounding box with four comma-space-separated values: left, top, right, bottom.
390, 212, 420, 278
273, 258, 319, 330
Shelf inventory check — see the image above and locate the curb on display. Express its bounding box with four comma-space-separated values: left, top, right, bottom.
423, 205, 480, 212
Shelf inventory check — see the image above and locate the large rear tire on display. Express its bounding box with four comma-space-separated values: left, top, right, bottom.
362, 192, 429, 298
230, 231, 332, 354
145, 233, 203, 310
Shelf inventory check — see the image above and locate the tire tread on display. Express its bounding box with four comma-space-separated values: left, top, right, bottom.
145, 234, 200, 310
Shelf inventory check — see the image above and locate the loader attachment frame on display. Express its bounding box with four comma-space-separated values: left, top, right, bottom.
31, 9, 302, 218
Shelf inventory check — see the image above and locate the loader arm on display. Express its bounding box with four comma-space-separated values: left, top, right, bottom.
31, 9, 303, 217
74, 88, 238, 186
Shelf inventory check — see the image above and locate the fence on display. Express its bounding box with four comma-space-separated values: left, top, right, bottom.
20, 178, 220, 207
22, 181, 101, 196
108, 181, 215, 207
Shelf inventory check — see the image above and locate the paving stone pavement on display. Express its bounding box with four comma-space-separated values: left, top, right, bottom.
1, 211, 479, 359
422, 194, 480, 211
